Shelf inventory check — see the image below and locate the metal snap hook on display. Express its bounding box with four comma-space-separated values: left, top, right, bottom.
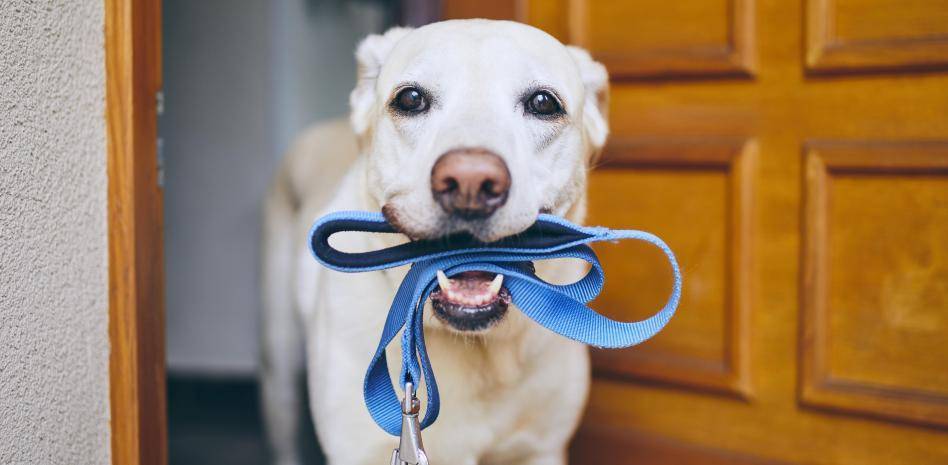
389, 382, 429, 465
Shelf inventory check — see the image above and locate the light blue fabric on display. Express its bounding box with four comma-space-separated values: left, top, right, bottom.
308, 211, 682, 436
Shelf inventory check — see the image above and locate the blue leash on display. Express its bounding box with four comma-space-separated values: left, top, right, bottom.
308, 210, 682, 437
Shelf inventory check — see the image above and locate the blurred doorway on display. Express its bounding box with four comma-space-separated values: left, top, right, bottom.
161, 1, 402, 463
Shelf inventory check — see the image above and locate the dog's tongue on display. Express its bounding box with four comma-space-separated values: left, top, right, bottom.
451, 271, 493, 289
436, 270, 504, 307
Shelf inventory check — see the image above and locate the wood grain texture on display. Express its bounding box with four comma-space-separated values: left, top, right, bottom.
587, 138, 755, 399
570, 423, 789, 465
447, 0, 756, 79
566, 0, 756, 79
801, 141, 948, 429
106, 0, 166, 463
806, 0, 948, 73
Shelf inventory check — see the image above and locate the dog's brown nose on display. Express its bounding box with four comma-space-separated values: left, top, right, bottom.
431, 148, 510, 220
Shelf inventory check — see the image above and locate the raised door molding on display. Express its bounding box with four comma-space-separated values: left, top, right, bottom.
806, 0, 948, 74
800, 140, 948, 429
589, 137, 756, 398
565, 0, 756, 79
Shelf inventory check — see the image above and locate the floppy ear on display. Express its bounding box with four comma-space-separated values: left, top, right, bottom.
349, 27, 414, 138
566, 46, 610, 158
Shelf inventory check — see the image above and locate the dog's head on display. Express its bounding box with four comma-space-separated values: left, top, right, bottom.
351, 20, 609, 332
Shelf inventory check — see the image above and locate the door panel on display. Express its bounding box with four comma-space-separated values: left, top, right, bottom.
802, 142, 948, 428
588, 139, 754, 398
806, 0, 948, 72
444, 0, 948, 463
568, 0, 755, 78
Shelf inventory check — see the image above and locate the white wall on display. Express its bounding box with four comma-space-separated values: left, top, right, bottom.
163, 0, 391, 375
0, 1, 110, 463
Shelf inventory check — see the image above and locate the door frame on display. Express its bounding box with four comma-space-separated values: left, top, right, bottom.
106, 0, 166, 463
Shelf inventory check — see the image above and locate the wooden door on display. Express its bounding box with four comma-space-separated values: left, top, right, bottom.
443, 1, 948, 463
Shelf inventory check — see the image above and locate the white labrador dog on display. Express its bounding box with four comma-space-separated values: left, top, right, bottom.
261, 19, 609, 465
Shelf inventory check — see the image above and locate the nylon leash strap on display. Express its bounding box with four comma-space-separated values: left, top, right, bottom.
308, 210, 682, 443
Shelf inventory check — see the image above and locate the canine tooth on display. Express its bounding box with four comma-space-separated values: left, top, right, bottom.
488, 274, 504, 295
437, 270, 451, 290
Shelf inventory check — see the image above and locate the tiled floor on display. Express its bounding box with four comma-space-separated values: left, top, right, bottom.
168, 376, 324, 465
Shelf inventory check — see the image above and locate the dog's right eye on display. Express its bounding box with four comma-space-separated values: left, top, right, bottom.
392, 87, 429, 115
523, 89, 565, 120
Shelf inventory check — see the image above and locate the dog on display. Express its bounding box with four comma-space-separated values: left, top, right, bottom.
261, 19, 609, 465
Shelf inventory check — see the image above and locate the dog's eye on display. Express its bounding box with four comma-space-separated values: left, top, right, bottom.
525, 90, 563, 117
392, 87, 429, 114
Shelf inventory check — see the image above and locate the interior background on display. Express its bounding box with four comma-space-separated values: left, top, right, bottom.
163, 0, 393, 375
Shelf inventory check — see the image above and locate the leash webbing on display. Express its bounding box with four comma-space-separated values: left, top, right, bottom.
308, 210, 682, 436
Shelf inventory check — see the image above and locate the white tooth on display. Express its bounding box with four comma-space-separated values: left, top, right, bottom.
488, 274, 504, 295
437, 270, 451, 290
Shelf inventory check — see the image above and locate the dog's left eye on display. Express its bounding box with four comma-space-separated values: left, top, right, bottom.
392, 87, 429, 114
525, 90, 564, 118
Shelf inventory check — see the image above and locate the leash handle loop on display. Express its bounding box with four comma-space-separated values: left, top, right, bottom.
309, 211, 682, 436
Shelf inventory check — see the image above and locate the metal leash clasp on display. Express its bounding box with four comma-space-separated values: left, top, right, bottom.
389, 382, 429, 465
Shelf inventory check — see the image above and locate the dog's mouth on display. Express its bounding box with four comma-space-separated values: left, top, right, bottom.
430, 270, 511, 332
